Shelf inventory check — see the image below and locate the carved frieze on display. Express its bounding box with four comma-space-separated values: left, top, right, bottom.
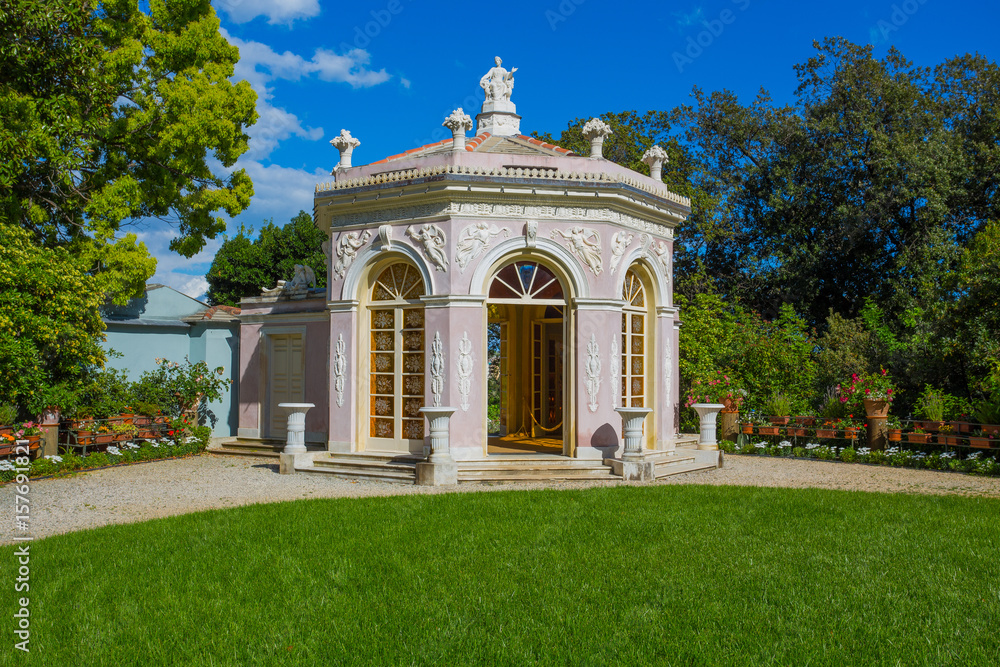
586, 334, 602, 413
431, 331, 445, 407
457, 332, 474, 412
335, 333, 347, 408
455, 223, 509, 272
406, 224, 449, 272
552, 226, 603, 275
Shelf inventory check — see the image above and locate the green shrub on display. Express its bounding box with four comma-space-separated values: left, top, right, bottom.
718, 440, 736, 453
792, 447, 807, 458
840, 447, 858, 463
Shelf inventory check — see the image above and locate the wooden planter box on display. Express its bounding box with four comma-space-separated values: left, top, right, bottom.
907, 433, 930, 444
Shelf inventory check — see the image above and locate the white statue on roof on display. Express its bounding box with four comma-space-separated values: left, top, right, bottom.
480, 56, 517, 104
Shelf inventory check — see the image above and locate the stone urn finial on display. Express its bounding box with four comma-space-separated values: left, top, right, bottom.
582, 118, 613, 158
330, 129, 361, 170
642, 145, 669, 181
443, 108, 474, 151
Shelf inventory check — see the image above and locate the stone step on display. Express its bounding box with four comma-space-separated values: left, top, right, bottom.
653, 460, 717, 478
298, 453, 419, 484
208, 446, 281, 459
457, 459, 615, 482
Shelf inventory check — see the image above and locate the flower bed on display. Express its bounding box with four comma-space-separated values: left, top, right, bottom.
0, 425, 211, 483
719, 439, 1000, 476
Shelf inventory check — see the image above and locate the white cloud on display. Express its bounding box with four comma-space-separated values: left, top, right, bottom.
222, 29, 390, 159
137, 229, 224, 300
214, 0, 320, 26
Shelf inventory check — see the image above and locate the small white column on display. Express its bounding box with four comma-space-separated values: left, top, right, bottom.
443, 108, 473, 152
582, 118, 613, 158
278, 402, 314, 474
330, 129, 360, 170
416, 406, 458, 485
642, 145, 668, 181
614, 407, 655, 481
692, 403, 724, 450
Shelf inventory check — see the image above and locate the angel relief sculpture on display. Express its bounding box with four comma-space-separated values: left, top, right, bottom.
455, 222, 509, 271
552, 226, 603, 275
406, 224, 449, 272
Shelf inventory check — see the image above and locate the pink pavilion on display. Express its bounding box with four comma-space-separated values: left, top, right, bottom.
231, 59, 720, 483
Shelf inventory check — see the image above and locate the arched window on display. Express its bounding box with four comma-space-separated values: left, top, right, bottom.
621, 269, 648, 408
369, 263, 425, 443
488, 261, 565, 301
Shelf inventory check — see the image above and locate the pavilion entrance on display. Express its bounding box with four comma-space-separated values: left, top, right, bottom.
485, 260, 568, 456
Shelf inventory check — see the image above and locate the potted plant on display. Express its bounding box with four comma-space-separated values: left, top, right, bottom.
765, 394, 793, 426
95, 423, 115, 445
887, 415, 903, 442
906, 427, 930, 444
16, 422, 43, 449
816, 420, 837, 439
972, 395, 1000, 435
0, 433, 15, 457
936, 423, 960, 446
836, 417, 862, 440
968, 429, 992, 448
0, 404, 17, 437
838, 368, 896, 417
914, 386, 947, 431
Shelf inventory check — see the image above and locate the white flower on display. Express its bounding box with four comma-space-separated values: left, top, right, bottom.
44, 455, 63, 463
940, 451, 956, 459
106, 446, 121, 456
779, 440, 792, 447
805, 443, 819, 449
0, 460, 15, 471
754, 441, 767, 449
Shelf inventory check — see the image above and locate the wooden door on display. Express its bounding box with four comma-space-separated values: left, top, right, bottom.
268, 334, 304, 439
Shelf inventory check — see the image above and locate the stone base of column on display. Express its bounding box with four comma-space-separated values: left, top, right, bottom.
279, 453, 297, 474
720, 411, 739, 444
40, 424, 59, 457
606, 456, 656, 481
416, 461, 458, 486
867, 416, 888, 450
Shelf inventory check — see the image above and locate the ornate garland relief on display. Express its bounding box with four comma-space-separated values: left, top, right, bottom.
455, 223, 509, 272
586, 333, 602, 413
610, 336, 620, 408
457, 332, 474, 412
552, 226, 604, 276
525, 220, 538, 248
664, 343, 674, 432
331, 229, 372, 279
431, 331, 445, 407
610, 230, 634, 274
406, 224, 449, 272
334, 333, 347, 407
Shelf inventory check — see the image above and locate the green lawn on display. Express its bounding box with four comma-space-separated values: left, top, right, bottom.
4, 486, 999, 666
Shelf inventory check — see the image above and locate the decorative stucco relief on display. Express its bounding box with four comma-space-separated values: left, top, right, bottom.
586, 333, 602, 413
406, 224, 449, 272
455, 223, 509, 271
610, 336, 620, 408
457, 332, 474, 412
610, 230, 634, 274
431, 331, 445, 407
552, 226, 603, 275
525, 220, 538, 247
334, 333, 347, 407
332, 229, 372, 279
328, 201, 675, 239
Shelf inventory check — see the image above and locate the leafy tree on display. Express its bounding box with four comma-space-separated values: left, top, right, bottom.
0, 0, 257, 302
0, 225, 106, 415
206, 211, 328, 306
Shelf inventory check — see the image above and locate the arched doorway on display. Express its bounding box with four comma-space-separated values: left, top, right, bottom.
364, 261, 427, 453
486, 259, 568, 456
621, 265, 656, 448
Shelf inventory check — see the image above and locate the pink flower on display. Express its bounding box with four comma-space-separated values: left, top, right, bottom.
839, 397, 848, 403
881, 368, 887, 375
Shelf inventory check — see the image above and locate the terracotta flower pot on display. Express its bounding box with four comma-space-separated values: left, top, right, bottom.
952, 421, 973, 434
788, 427, 808, 437
942, 436, 961, 446
863, 399, 890, 418
0, 426, 12, 437
119, 413, 134, 425
758, 426, 779, 436
0, 443, 12, 457
96, 433, 115, 445
887, 429, 902, 442
794, 416, 816, 426
816, 429, 837, 439
968, 436, 991, 448
842, 427, 860, 440
741, 425, 754, 435
907, 433, 930, 444
767, 416, 791, 426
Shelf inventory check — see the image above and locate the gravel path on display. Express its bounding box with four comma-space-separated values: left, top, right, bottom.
2, 452, 998, 544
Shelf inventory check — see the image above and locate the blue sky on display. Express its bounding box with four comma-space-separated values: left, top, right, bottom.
145, 0, 1000, 298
